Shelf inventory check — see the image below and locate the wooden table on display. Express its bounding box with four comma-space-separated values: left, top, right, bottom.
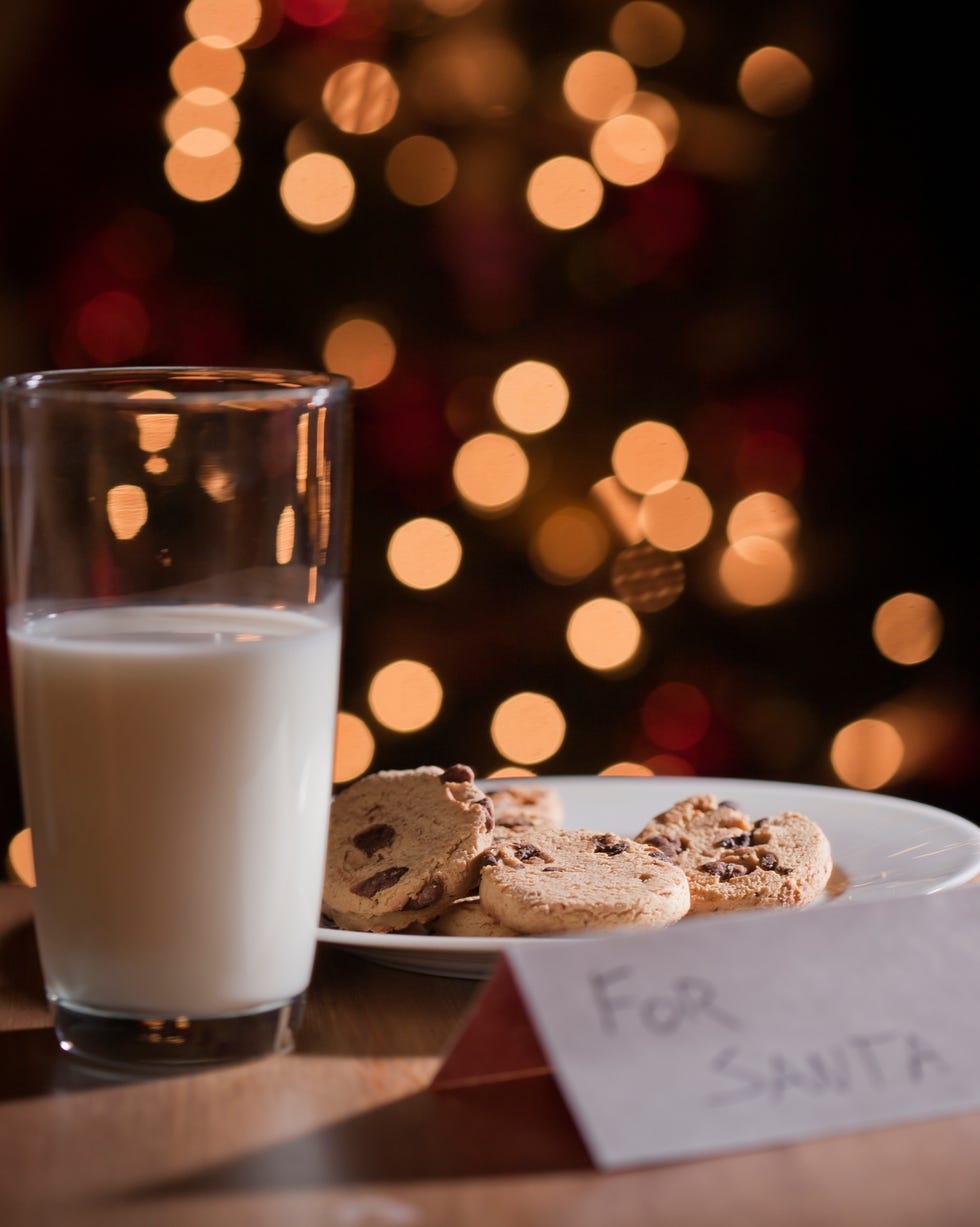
2, 883, 979, 1227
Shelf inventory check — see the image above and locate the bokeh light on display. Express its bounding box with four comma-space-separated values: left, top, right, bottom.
275, 506, 296, 564
453, 433, 530, 515
647, 753, 694, 776
735, 430, 804, 493
491, 692, 566, 764
333, 711, 375, 783
610, 2, 685, 67
642, 682, 710, 750
628, 90, 680, 150
599, 762, 654, 777
385, 136, 457, 205
830, 718, 904, 791
368, 660, 444, 732
135, 413, 179, 453
640, 480, 712, 551
611, 542, 685, 611
163, 88, 240, 143
77, 291, 149, 363
280, 152, 355, 230
485, 765, 538, 779
6, 827, 34, 887
737, 46, 813, 118
563, 50, 636, 121
527, 156, 604, 231
387, 517, 463, 590
567, 597, 643, 672
719, 536, 794, 605
184, 0, 262, 46
106, 485, 149, 541
406, 30, 531, 123
493, 360, 569, 434
170, 38, 246, 96
591, 113, 667, 186
323, 317, 396, 388
322, 61, 400, 134
284, 0, 346, 27
590, 476, 644, 544
872, 593, 943, 665
726, 491, 799, 545
530, 505, 610, 584
611, 421, 687, 493
165, 139, 241, 201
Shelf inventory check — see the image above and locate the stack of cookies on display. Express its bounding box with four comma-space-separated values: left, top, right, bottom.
321, 765, 833, 937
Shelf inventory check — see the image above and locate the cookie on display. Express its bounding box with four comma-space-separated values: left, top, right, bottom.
634, 793, 833, 913
484, 784, 564, 833
322, 764, 495, 932
429, 897, 521, 938
479, 828, 690, 935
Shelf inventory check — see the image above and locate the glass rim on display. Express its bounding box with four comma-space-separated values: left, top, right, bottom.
1, 365, 351, 405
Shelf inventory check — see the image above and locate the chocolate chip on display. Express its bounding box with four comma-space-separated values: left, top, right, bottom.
441, 764, 475, 784
758, 852, 778, 871
647, 847, 670, 861
718, 799, 741, 810
475, 851, 499, 870
643, 834, 681, 857
476, 795, 495, 830
351, 866, 409, 897
593, 835, 629, 856
716, 832, 751, 849
404, 877, 444, 910
352, 823, 396, 856
512, 843, 541, 861
753, 818, 769, 829
699, 860, 750, 880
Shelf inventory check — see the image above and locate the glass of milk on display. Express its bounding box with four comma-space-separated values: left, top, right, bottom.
0, 367, 350, 1071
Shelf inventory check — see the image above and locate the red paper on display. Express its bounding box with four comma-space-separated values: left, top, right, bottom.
431, 958, 551, 1089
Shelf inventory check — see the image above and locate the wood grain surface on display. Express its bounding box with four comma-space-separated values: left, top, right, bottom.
1, 883, 979, 1227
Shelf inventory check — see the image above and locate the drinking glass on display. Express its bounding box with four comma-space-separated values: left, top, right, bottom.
0, 367, 350, 1070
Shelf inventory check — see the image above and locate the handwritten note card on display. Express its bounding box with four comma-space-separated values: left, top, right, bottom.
436, 888, 980, 1170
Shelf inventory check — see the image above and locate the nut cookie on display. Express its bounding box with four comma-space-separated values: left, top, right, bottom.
484, 784, 564, 833
322, 765, 494, 932
634, 793, 832, 913
479, 828, 690, 935
429, 897, 521, 938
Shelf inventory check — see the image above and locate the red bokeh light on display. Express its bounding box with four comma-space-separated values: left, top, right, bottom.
735, 429, 804, 494
645, 753, 695, 776
75, 291, 149, 364
283, 0, 346, 27
642, 682, 712, 751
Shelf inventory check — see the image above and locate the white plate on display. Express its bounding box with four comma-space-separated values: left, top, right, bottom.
317, 775, 980, 980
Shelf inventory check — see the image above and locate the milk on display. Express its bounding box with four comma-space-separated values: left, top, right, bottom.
7, 596, 341, 1018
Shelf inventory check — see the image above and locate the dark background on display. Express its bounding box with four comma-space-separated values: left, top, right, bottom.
0, 0, 974, 853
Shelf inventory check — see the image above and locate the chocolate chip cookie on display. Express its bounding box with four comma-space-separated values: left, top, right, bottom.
429, 897, 521, 938
484, 784, 564, 833
479, 827, 690, 935
322, 765, 495, 932
634, 793, 833, 913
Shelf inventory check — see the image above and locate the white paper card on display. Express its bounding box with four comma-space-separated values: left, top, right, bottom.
505, 887, 980, 1170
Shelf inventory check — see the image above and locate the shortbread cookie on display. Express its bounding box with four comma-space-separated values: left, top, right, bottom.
634, 793, 832, 913
479, 828, 690, 935
484, 784, 564, 832
429, 897, 521, 938
322, 765, 494, 932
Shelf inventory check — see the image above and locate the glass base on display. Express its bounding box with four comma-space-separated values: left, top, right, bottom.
52, 995, 305, 1074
